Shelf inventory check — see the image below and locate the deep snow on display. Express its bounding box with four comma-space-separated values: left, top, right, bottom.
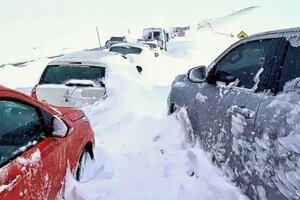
1, 2, 300, 199
0, 28, 248, 199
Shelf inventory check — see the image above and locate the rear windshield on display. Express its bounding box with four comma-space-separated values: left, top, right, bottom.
109, 46, 142, 55
39, 65, 105, 85
111, 37, 124, 41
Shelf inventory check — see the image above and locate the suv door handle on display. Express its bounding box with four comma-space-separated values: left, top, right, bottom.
233, 106, 255, 119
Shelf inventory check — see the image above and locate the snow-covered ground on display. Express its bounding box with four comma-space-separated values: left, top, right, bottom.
0, 28, 248, 199
1, 1, 300, 199
61, 36, 248, 199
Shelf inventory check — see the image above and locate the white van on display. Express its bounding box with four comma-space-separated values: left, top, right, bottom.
142, 28, 169, 51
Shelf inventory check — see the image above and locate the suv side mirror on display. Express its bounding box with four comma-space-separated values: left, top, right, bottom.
52, 116, 69, 137
188, 66, 207, 83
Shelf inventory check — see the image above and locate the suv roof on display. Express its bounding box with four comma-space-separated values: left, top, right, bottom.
243, 27, 300, 41
48, 51, 123, 67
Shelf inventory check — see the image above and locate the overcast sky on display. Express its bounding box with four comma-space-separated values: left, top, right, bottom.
0, 0, 299, 62
1, 0, 300, 23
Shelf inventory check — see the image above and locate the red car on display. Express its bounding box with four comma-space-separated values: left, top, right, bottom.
0, 86, 95, 199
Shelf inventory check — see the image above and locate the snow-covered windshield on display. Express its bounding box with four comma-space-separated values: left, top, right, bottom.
39, 65, 105, 85
109, 46, 142, 55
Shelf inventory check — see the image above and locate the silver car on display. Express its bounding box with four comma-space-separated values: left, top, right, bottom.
168, 27, 300, 200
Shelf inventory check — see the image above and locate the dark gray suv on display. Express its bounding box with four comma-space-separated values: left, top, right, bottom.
168, 27, 300, 200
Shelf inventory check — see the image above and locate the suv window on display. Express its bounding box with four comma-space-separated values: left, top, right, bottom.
278, 44, 300, 92
214, 39, 280, 92
0, 100, 44, 166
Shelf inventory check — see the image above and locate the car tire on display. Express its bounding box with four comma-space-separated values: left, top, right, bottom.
168, 103, 179, 115
75, 148, 94, 182
105, 41, 110, 49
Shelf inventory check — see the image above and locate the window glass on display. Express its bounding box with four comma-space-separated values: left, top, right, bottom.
109, 46, 142, 55
39, 65, 105, 85
142, 29, 153, 40
278, 45, 300, 92
111, 37, 124, 41
153, 31, 161, 39
0, 100, 44, 166
215, 39, 280, 91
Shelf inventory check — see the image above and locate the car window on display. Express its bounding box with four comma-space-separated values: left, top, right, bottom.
111, 37, 123, 41
153, 31, 161, 39
0, 100, 44, 166
278, 44, 300, 92
109, 46, 142, 55
142, 29, 153, 40
215, 38, 280, 92
39, 65, 105, 85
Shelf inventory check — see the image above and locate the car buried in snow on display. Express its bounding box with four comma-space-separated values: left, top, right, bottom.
0, 86, 95, 199
31, 51, 128, 107
108, 43, 159, 65
137, 40, 160, 57
108, 42, 158, 57
105, 36, 127, 48
168, 27, 300, 200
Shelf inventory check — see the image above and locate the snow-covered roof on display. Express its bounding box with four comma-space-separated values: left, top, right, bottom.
48, 50, 125, 67
109, 42, 150, 49
246, 27, 300, 40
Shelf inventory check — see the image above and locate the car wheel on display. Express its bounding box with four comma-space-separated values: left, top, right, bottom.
105, 41, 110, 48
75, 148, 93, 182
168, 103, 179, 115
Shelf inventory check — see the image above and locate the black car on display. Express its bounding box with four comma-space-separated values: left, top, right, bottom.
168, 27, 300, 200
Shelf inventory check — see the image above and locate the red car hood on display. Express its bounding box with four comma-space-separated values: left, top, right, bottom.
55, 107, 85, 122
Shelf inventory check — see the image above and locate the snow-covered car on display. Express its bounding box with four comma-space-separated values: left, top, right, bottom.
142, 27, 169, 51
31, 51, 127, 107
168, 27, 300, 200
137, 40, 160, 57
0, 86, 95, 199
105, 36, 127, 48
108, 43, 158, 60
